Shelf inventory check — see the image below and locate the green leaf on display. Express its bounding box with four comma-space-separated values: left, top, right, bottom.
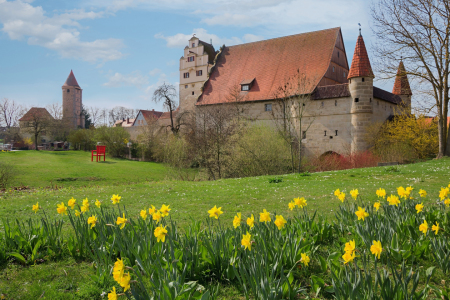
319, 255, 327, 273
8, 252, 26, 265
426, 266, 435, 278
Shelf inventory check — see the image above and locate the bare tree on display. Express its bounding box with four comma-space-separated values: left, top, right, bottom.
271, 71, 318, 172
21, 108, 54, 150
0, 98, 23, 128
152, 83, 179, 134
88, 106, 101, 126
371, 0, 450, 157
46, 103, 63, 120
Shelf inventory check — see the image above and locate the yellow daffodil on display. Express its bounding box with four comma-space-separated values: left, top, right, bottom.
81, 204, 89, 213
108, 287, 118, 300
32, 202, 39, 213
342, 251, 355, 264
405, 186, 413, 197
419, 220, 428, 235
288, 202, 295, 211
431, 222, 440, 235
370, 240, 382, 259
160, 204, 171, 217
241, 232, 252, 251
415, 203, 424, 214
75, 210, 81, 217
397, 186, 407, 199
419, 189, 427, 197
355, 207, 369, 221
111, 194, 121, 205
140, 210, 148, 220
259, 209, 271, 223
344, 240, 356, 254
350, 189, 359, 200
116, 213, 127, 229
274, 215, 287, 230
68, 197, 76, 209
154, 225, 168, 243
445, 199, 450, 207
300, 253, 310, 266
87, 215, 97, 229
57, 202, 68, 215
334, 189, 341, 197
247, 214, 255, 228
338, 192, 346, 202
113, 258, 124, 281
118, 272, 131, 292
148, 205, 156, 215
82, 198, 89, 207
439, 187, 449, 200
95, 199, 101, 208
294, 197, 307, 208
208, 205, 223, 219
387, 195, 400, 206
153, 211, 162, 223
376, 188, 386, 198
233, 213, 241, 228
374, 202, 381, 211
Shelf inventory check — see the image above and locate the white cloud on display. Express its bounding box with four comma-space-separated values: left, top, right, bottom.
0, 0, 124, 63
103, 71, 148, 87
149, 68, 162, 76
155, 28, 263, 48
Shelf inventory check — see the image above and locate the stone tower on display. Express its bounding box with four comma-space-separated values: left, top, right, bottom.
392, 61, 412, 113
179, 36, 216, 113
62, 70, 84, 128
347, 32, 375, 153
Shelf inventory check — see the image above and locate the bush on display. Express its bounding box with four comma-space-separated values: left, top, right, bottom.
0, 161, 15, 189
68, 128, 96, 151
94, 126, 130, 158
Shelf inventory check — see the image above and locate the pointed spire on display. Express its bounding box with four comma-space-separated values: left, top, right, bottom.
392, 61, 412, 95
347, 35, 374, 79
62, 70, 80, 87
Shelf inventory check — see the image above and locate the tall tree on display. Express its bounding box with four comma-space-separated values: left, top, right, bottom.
88, 106, 101, 127
21, 108, 54, 150
371, 0, 450, 157
152, 83, 179, 134
0, 98, 23, 128
46, 103, 63, 120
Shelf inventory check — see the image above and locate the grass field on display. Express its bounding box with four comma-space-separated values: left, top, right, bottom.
1, 151, 450, 299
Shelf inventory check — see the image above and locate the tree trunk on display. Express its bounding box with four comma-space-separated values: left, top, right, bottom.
35, 133, 39, 151
437, 115, 445, 158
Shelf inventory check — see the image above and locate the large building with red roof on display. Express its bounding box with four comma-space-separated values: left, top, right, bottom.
178, 27, 412, 156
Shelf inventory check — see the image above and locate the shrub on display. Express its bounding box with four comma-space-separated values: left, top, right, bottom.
0, 161, 15, 189
94, 126, 130, 158
68, 128, 96, 151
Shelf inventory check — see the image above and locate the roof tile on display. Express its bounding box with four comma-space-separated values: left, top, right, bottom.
347, 35, 374, 79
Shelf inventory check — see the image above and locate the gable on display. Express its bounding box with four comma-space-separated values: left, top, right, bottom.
197, 27, 342, 106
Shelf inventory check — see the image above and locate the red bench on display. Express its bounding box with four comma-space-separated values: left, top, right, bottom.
91, 145, 106, 162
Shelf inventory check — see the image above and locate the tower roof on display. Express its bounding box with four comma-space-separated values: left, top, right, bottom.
62, 70, 80, 87
392, 61, 412, 95
347, 35, 374, 79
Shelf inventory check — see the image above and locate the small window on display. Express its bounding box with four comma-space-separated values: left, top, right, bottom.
324, 131, 327, 136
343, 72, 346, 77
183, 72, 189, 78
185, 85, 188, 89
354, 98, 359, 103
321, 101, 324, 107
265, 104, 272, 111
302, 131, 306, 139
192, 91, 194, 95
362, 78, 365, 82
67, 89, 70, 93
335, 130, 338, 136
335, 100, 337, 106
370, 98, 372, 102
188, 56, 195, 62
196, 70, 203, 76
192, 43, 195, 47
241, 85, 249, 91
332, 66, 335, 72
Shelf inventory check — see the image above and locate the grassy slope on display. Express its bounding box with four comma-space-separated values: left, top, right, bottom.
1, 152, 450, 299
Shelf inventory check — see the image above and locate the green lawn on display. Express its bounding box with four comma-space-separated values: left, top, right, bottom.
1, 152, 450, 299
0, 150, 177, 188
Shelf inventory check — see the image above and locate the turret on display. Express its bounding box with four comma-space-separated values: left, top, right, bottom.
392, 61, 412, 113
347, 32, 374, 153
62, 70, 84, 128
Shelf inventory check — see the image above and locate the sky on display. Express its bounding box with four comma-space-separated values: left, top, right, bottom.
0, 0, 389, 112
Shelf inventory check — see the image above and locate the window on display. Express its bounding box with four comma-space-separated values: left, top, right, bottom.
302, 103, 305, 106
265, 104, 272, 111
335, 100, 337, 106
333, 66, 335, 72
302, 131, 306, 139
185, 85, 188, 89
196, 70, 203, 76
67, 89, 70, 92
192, 91, 194, 95
321, 101, 324, 107
241, 85, 249, 91
335, 130, 338, 136
192, 43, 195, 47
324, 131, 327, 136
343, 71, 346, 77
188, 56, 195, 62
183, 72, 189, 78
354, 98, 359, 103
362, 78, 365, 82
370, 98, 372, 102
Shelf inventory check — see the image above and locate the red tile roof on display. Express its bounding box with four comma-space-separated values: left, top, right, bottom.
159, 108, 178, 119
197, 27, 341, 105
62, 70, 80, 87
373, 87, 403, 105
311, 84, 351, 100
347, 35, 374, 79
140, 110, 164, 123
19, 107, 53, 121
392, 61, 412, 95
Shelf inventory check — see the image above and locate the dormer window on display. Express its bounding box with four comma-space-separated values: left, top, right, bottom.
188, 56, 195, 62
240, 78, 255, 91
67, 89, 70, 92
192, 43, 195, 47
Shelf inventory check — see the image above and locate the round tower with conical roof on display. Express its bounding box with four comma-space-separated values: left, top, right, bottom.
62, 70, 84, 128
392, 61, 412, 113
347, 32, 374, 153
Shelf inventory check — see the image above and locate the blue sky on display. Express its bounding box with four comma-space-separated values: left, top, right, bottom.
0, 0, 387, 112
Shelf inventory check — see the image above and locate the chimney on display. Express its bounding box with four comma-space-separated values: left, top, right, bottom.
127, 118, 129, 123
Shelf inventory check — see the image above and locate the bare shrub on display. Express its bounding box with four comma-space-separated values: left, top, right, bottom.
304, 151, 380, 172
